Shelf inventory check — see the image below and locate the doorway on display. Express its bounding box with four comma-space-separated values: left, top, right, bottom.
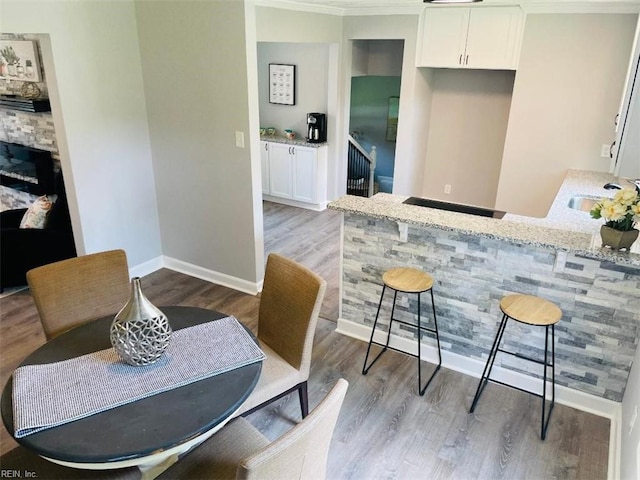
348, 39, 404, 196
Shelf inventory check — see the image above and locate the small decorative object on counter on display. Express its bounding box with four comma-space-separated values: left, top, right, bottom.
590, 188, 640, 250
285, 129, 295, 140
110, 277, 172, 366
260, 127, 266, 136
266, 127, 276, 136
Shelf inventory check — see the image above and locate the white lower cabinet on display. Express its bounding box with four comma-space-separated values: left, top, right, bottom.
262, 140, 327, 210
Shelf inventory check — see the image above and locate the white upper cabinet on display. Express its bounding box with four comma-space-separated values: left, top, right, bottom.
417, 6, 524, 70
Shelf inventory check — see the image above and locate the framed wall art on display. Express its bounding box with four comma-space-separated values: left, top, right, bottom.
269, 64, 295, 106
0, 40, 42, 83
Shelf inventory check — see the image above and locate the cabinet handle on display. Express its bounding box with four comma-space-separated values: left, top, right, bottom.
609, 140, 616, 159
265, 143, 268, 151
465, 55, 469, 65
614, 113, 620, 126
459, 54, 463, 65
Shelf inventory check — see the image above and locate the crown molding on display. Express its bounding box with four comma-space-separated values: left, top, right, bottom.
254, 0, 640, 16
254, 0, 347, 15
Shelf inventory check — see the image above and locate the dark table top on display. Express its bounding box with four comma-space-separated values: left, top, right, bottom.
1, 306, 262, 465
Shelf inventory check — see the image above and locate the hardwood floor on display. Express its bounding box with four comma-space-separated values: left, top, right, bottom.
0, 201, 609, 479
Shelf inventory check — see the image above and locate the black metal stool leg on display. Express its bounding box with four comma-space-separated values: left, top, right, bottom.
363, 285, 386, 375
541, 324, 556, 440
418, 288, 442, 396
363, 286, 399, 375
470, 313, 509, 412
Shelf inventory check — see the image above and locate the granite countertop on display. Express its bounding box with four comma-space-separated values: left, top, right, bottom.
328, 169, 640, 266
260, 134, 327, 148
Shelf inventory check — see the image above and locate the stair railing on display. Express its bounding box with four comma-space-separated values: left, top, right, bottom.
347, 134, 377, 197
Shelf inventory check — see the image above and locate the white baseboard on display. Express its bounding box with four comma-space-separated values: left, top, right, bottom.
263, 194, 327, 212
336, 317, 622, 480
161, 256, 260, 296
129, 256, 164, 279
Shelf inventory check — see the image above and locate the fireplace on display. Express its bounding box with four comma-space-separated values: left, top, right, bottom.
0, 141, 54, 195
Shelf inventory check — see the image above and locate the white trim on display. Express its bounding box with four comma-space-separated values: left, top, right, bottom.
129, 256, 164, 280
162, 256, 260, 296
262, 194, 327, 211
336, 316, 622, 478
521, 2, 640, 13
255, 0, 640, 16
255, 0, 346, 15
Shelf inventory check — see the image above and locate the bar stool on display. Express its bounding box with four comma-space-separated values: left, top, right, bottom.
362, 267, 441, 396
470, 294, 562, 440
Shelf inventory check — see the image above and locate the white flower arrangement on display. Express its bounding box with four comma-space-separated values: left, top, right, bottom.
590, 188, 640, 232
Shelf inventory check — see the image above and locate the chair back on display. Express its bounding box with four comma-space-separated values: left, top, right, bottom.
27, 249, 130, 340
238, 378, 348, 480
258, 253, 327, 372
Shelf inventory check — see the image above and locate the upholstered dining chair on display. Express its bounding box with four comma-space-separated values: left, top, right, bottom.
159, 378, 348, 480
26, 249, 130, 340
235, 252, 327, 419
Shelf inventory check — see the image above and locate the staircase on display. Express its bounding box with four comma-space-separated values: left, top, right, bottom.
347, 134, 377, 198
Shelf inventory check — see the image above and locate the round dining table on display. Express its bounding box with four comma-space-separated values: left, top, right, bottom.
1, 306, 262, 477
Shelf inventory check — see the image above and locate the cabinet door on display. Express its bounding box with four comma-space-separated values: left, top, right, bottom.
260, 141, 270, 194
292, 146, 317, 203
268, 143, 293, 199
465, 7, 523, 70
417, 8, 470, 68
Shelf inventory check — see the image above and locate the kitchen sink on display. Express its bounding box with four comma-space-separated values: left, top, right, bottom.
567, 196, 601, 212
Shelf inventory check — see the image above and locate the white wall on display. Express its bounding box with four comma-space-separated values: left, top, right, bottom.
1, 0, 162, 269
621, 343, 640, 480
422, 69, 515, 208
496, 13, 638, 217
135, 0, 262, 284
257, 42, 329, 138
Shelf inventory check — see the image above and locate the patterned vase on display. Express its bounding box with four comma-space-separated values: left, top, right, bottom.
600, 226, 639, 251
110, 277, 172, 366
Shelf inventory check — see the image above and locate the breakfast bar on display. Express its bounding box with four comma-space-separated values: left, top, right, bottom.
328, 170, 640, 403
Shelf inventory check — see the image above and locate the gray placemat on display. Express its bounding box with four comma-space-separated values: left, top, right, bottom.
12, 316, 265, 438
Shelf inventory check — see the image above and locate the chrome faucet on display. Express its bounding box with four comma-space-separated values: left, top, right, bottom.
603, 179, 640, 194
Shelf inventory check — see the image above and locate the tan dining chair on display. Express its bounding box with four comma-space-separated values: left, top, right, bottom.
159, 378, 348, 480
27, 249, 130, 340
235, 252, 327, 419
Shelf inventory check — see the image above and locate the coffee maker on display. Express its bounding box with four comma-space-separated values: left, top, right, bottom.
306, 113, 327, 143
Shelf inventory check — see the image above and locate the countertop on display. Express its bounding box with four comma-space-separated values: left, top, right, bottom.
328, 169, 640, 266
260, 134, 327, 148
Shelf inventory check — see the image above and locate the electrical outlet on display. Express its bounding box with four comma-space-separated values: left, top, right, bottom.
444, 184, 451, 194
601, 144, 610, 158
630, 404, 638, 435
235, 131, 245, 148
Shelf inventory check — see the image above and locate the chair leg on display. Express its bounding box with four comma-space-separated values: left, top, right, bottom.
298, 381, 309, 419
363, 286, 396, 375
470, 313, 509, 413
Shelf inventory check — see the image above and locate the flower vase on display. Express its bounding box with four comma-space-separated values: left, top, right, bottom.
600, 226, 639, 251
110, 277, 172, 366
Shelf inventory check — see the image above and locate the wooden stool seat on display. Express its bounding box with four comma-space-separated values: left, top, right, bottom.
363, 267, 441, 396
500, 294, 562, 326
383, 267, 434, 293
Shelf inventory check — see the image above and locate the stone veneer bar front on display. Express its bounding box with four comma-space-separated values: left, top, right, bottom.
329, 170, 640, 403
